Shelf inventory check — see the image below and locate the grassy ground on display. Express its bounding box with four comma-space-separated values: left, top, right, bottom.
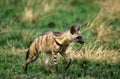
0, 0, 120, 79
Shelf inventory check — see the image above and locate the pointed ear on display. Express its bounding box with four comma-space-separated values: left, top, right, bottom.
70, 26, 76, 34
75, 24, 81, 31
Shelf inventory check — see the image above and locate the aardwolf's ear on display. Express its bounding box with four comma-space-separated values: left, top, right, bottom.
70, 26, 76, 34
75, 24, 81, 31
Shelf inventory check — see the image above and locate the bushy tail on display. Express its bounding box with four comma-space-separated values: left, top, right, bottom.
26, 50, 29, 60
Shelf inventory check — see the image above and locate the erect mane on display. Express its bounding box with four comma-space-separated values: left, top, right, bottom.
53, 32, 63, 36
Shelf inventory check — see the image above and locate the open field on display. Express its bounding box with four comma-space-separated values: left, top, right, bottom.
0, 0, 120, 79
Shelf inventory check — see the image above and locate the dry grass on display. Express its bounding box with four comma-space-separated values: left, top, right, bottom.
68, 44, 120, 64
67, 0, 120, 64
20, 0, 64, 23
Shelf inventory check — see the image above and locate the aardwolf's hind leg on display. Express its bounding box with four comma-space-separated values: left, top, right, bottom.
24, 58, 31, 74
24, 51, 39, 74
44, 52, 52, 71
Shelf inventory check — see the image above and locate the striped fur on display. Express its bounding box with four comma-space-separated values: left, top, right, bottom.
24, 25, 84, 74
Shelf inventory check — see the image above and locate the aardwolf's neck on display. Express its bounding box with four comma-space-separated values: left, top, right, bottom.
54, 30, 71, 45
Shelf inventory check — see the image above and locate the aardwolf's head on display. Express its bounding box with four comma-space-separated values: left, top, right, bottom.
68, 24, 84, 44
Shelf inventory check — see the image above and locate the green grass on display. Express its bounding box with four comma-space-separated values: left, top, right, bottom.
0, 43, 119, 79
0, 51, 119, 79
0, 0, 120, 79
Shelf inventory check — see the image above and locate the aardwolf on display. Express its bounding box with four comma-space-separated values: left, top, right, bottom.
24, 24, 84, 74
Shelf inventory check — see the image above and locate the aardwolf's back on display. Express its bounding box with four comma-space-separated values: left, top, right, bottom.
29, 31, 59, 53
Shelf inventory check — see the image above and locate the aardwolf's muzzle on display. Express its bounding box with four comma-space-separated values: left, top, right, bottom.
76, 36, 84, 44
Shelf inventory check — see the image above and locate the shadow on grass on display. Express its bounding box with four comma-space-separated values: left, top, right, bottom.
64, 59, 120, 79
0, 52, 120, 79
21, 58, 120, 79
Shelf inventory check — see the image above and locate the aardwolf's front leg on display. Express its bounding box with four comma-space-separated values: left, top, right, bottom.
52, 52, 58, 73
60, 52, 71, 71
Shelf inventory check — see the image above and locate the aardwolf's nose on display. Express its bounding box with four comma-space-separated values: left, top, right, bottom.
76, 36, 84, 44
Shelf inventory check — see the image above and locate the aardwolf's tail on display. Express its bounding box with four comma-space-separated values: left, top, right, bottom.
26, 50, 29, 60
